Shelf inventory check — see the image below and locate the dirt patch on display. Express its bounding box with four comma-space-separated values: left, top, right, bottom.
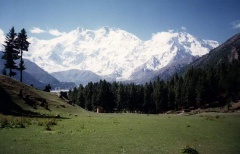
231, 101, 240, 110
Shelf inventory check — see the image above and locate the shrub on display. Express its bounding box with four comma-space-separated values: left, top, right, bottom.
205, 115, 214, 121
0, 116, 9, 128
180, 146, 199, 154
38, 121, 44, 126
48, 118, 57, 125
45, 122, 52, 131
43, 118, 57, 131
14, 117, 26, 128
81, 123, 85, 129
0, 115, 28, 128
43, 84, 51, 92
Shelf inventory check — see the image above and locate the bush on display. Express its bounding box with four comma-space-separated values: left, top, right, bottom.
0, 115, 28, 128
180, 146, 199, 154
43, 118, 57, 131
38, 121, 44, 126
45, 122, 52, 131
205, 115, 214, 121
0, 116, 8, 128
43, 84, 51, 92
14, 117, 27, 128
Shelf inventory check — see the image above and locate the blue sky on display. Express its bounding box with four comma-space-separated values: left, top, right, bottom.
0, 0, 240, 42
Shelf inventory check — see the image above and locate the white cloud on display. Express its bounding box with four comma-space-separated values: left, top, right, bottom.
181, 26, 187, 31
48, 29, 66, 36
30, 27, 46, 34
232, 20, 240, 29
168, 29, 174, 33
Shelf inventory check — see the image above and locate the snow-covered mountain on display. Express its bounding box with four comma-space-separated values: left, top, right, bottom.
20, 27, 219, 84
0, 29, 5, 51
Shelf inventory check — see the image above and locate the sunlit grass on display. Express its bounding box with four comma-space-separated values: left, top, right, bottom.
0, 113, 240, 154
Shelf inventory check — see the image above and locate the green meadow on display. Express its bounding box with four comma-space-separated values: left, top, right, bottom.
0, 113, 240, 154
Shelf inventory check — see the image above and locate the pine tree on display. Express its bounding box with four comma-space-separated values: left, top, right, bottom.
2, 67, 7, 75
175, 76, 183, 110
84, 82, 94, 110
96, 80, 114, 112
77, 85, 85, 108
128, 83, 137, 112
143, 82, 154, 113
16, 28, 30, 82
116, 83, 125, 112
43, 84, 51, 92
70, 87, 78, 104
1, 27, 19, 77
196, 76, 205, 107
157, 80, 168, 112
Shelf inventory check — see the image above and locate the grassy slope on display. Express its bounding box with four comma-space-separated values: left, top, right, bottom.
0, 113, 240, 154
0, 75, 85, 116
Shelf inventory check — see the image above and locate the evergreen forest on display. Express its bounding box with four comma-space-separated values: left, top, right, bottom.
69, 60, 240, 113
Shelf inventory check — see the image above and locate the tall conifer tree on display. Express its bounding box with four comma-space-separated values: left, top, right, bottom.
16, 28, 30, 82
1, 27, 19, 77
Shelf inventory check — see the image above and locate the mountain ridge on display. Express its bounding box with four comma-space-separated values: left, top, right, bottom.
175, 32, 240, 77
0, 27, 219, 85
0, 52, 75, 90
23, 27, 218, 84
190, 32, 240, 67
51, 69, 101, 86
149, 32, 240, 83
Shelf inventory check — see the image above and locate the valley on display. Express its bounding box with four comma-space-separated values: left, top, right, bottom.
1, 1, 240, 154
0, 18, 239, 154
0, 75, 240, 154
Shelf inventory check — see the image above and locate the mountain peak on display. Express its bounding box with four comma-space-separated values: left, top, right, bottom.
178, 32, 240, 75
97, 27, 111, 37
68, 27, 84, 37
23, 28, 219, 83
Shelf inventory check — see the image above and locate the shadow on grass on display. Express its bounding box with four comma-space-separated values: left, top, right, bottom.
0, 86, 69, 119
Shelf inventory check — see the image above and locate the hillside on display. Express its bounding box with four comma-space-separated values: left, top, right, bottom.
191, 33, 240, 67
51, 69, 102, 86
0, 75, 83, 116
0, 51, 76, 90
23, 59, 76, 89
178, 33, 240, 76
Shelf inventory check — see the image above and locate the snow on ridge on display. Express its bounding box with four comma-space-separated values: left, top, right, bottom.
22, 27, 219, 81
0, 29, 5, 51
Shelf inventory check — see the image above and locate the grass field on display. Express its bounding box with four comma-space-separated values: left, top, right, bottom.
0, 112, 240, 154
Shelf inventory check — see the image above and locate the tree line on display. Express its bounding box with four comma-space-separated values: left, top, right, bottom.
1, 27, 30, 82
69, 60, 240, 113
